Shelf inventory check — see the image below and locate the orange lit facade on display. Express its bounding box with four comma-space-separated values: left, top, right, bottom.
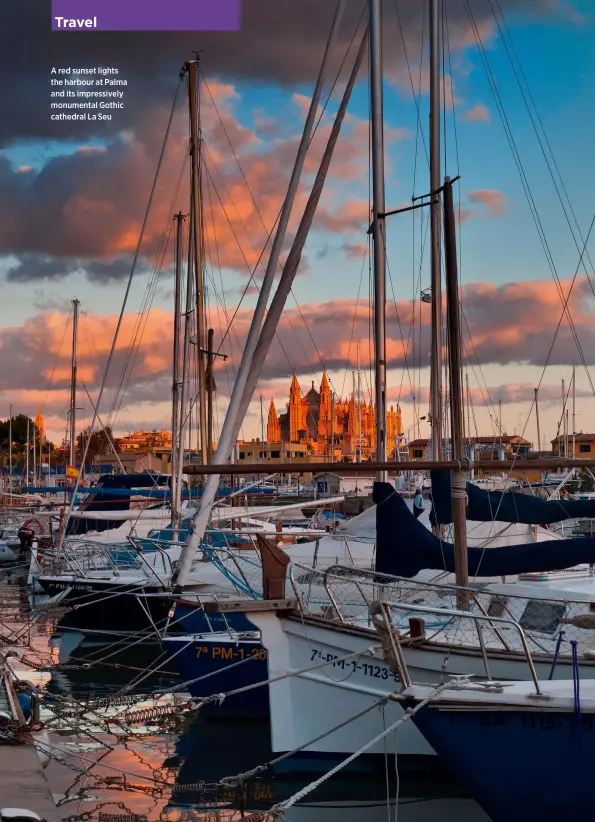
119, 428, 173, 453
266, 370, 403, 460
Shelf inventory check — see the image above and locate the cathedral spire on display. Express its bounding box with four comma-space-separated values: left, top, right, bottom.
290, 372, 301, 401
318, 368, 331, 440
35, 406, 45, 443
267, 398, 281, 442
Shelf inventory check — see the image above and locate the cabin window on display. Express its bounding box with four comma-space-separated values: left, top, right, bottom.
238, 453, 245, 459
487, 596, 508, 618
413, 449, 424, 458
519, 600, 565, 634
580, 444, 591, 453
271, 451, 280, 458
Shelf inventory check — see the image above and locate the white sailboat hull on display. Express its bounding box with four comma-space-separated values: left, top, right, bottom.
248, 611, 595, 760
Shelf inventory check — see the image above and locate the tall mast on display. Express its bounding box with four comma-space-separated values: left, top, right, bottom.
175, 211, 194, 523
69, 299, 80, 468
174, 9, 356, 586
572, 362, 576, 459
171, 212, 185, 538
26, 418, 30, 483
331, 391, 335, 460
429, 0, 443, 462
562, 380, 568, 464
534, 387, 541, 455
207, 328, 215, 463
260, 393, 264, 463
185, 58, 208, 468
8, 404, 11, 502
443, 177, 468, 596
32, 426, 36, 486
369, 0, 387, 480
357, 343, 362, 461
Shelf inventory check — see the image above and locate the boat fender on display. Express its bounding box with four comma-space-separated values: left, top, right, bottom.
17, 693, 32, 720
0, 811, 43, 822
0, 710, 12, 726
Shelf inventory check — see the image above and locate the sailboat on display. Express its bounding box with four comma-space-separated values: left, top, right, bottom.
371, 599, 595, 822
163, 0, 595, 766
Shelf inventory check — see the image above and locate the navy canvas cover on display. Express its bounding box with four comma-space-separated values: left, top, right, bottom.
374, 481, 595, 578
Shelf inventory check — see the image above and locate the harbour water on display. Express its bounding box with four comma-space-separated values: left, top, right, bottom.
2, 569, 489, 820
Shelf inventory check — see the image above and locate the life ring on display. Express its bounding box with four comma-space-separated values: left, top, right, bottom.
22, 518, 44, 536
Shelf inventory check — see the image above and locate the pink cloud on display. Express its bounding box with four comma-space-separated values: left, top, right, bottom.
463, 104, 490, 123
467, 189, 509, 218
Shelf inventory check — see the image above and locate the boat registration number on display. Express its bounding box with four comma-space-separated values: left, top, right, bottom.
195, 645, 267, 660
310, 648, 399, 682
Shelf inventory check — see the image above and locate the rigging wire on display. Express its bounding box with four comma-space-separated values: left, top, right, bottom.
106, 153, 188, 433
461, 0, 595, 402
197, 5, 369, 396
62, 74, 184, 533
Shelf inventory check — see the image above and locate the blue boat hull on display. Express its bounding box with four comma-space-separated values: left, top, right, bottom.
164, 635, 269, 718
409, 700, 595, 821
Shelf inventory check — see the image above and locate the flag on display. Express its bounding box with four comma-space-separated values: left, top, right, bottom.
66, 465, 79, 478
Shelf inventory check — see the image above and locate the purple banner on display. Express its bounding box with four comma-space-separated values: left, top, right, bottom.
52, 0, 241, 31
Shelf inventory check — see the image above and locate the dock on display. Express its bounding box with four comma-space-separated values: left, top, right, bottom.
0, 744, 59, 821
0, 664, 59, 821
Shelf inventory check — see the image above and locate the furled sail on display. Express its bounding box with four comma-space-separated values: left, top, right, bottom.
429, 470, 595, 527
66, 473, 170, 536
374, 481, 595, 578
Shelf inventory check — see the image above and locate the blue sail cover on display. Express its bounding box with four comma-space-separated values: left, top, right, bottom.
429, 469, 595, 527
66, 473, 170, 536
374, 481, 595, 578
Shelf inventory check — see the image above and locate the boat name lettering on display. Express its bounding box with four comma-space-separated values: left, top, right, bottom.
309, 648, 399, 682
195, 645, 267, 661
51, 583, 93, 592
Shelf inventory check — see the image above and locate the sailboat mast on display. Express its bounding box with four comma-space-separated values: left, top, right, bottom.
331, 391, 335, 460
171, 212, 185, 537
443, 177, 468, 595
534, 387, 541, 455
186, 59, 208, 468
173, 11, 358, 587
572, 362, 576, 459
69, 299, 79, 469
260, 393, 264, 463
429, 0, 443, 462
207, 328, 215, 463
561, 380, 568, 457
352, 370, 357, 462
8, 404, 11, 502
358, 344, 362, 461
369, 0, 387, 479
26, 418, 30, 483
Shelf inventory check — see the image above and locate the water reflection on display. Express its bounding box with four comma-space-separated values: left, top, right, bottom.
0, 574, 489, 821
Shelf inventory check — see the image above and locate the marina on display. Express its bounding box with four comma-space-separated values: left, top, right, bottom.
2, 0, 595, 818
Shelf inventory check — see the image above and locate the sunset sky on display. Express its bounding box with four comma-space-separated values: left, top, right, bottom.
1, 0, 594, 450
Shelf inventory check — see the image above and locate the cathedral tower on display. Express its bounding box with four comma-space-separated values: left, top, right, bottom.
267, 398, 281, 442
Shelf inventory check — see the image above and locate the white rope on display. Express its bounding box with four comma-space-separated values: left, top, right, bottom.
271, 682, 450, 813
